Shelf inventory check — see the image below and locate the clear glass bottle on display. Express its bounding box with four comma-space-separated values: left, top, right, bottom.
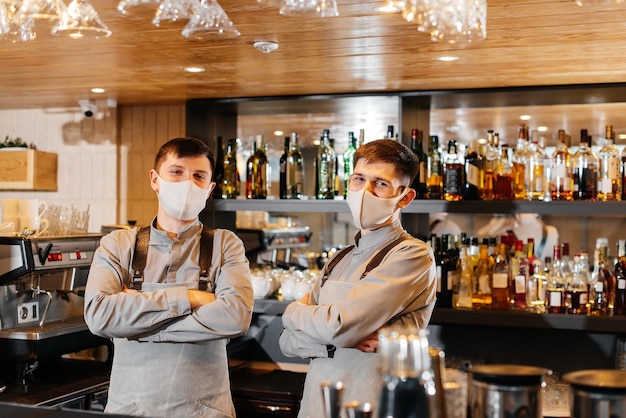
512, 124, 529, 200
547, 245, 566, 313
472, 243, 493, 309
410, 129, 428, 199
509, 239, 528, 310
289, 132, 304, 199
426, 135, 443, 199
597, 124, 622, 201
342, 131, 358, 199
480, 130, 497, 200
493, 144, 514, 200
573, 129, 598, 201
443, 139, 464, 201
491, 243, 510, 310
590, 247, 609, 316
550, 129, 573, 201
222, 138, 239, 199
527, 131, 547, 201
434, 235, 454, 308
316, 129, 336, 200
245, 137, 268, 199
453, 239, 474, 309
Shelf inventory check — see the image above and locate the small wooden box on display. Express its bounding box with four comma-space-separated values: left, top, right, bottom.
0, 149, 58, 191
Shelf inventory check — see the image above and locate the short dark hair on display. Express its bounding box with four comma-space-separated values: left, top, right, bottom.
154, 137, 215, 177
353, 139, 419, 185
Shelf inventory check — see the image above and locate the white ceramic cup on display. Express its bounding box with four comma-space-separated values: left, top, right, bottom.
0, 215, 19, 232
19, 199, 48, 219
20, 215, 49, 236
0, 221, 15, 233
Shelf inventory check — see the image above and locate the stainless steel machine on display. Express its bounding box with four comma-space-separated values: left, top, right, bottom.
237, 225, 312, 269
0, 234, 107, 386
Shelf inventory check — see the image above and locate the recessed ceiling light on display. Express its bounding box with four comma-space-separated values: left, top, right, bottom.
91, 88, 106, 94
184, 66, 205, 73
520, 115, 531, 120
374, 1, 405, 13
274, 130, 284, 136
537, 126, 548, 132
436, 56, 459, 62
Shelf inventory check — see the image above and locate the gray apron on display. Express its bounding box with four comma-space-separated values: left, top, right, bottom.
105, 281, 235, 418
297, 280, 383, 418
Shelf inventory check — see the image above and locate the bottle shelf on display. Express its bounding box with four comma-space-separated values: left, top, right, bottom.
251, 298, 626, 335
206, 199, 626, 216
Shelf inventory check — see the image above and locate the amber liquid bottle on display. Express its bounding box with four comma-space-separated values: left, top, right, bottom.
463, 140, 483, 200
426, 135, 443, 199
491, 243, 510, 310
410, 129, 428, 199
481, 130, 497, 200
614, 240, 626, 316
512, 124, 529, 200
493, 144, 514, 200
546, 245, 566, 314
598, 124, 621, 201
222, 138, 239, 199
246, 136, 268, 199
443, 140, 464, 201
472, 243, 493, 309
550, 129, 573, 201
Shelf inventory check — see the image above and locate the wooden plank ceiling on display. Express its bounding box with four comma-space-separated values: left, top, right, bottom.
1, 0, 626, 112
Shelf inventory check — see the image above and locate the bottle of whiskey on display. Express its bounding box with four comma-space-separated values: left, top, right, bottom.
480, 130, 497, 200
527, 131, 547, 201
510, 239, 528, 310
512, 124, 530, 200
590, 247, 609, 316
491, 243, 510, 310
410, 129, 428, 199
567, 253, 589, 315
343, 131, 358, 198
463, 140, 483, 200
453, 238, 474, 309
426, 135, 443, 199
598, 125, 621, 201
546, 245, 566, 313
549, 129, 573, 201
222, 138, 239, 199
472, 243, 493, 309
493, 144, 514, 200
289, 132, 304, 199
573, 129, 599, 201
316, 129, 336, 199
434, 235, 454, 308
279, 136, 291, 199
443, 140, 464, 201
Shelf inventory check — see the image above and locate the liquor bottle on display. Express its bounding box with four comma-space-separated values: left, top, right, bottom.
527, 131, 547, 201
480, 130, 497, 200
546, 245, 566, 314
316, 129, 336, 199
426, 135, 443, 199
573, 129, 599, 201
434, 235, 453, 308
245, 136, 268, 199
453, 238, 473, 309
526, 241, 547, 313
509, 239, 528, 310
410, 129, 428, 199
590, 247, 609, 316
279, 136, 291, 199
222, 138, 239, 199
491, 243, 510, 310
358, 128, 366, 147
289, 132, 304, 199
212, 136, 225, 199
463, 140, 483, 200
472, 243, 493, 309
443, 140, 464, 201
330, 137, 341, 197
567, 253, 589, 315
343, 131, 358, 198
549, 129, 573, 201
613, 239, 626, 316
493, 144, 514, 200
597, 125, 622, 201
512, 124, 530, 200
386, 125, 394, 139
560, 243, 574, 285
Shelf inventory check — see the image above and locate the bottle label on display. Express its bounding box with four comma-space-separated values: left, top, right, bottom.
594, 282, 604, 292
447, 271, 458, 290
515, 275, 526, 294
436, 266, 442, 292
493, 273, 508, 289
549, 291, 562, 307
618, 278, 626, 290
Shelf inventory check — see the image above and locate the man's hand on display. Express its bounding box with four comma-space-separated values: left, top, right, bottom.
188, 290, 217, 309
123, 285, 139, 295
353, 331, 379, 353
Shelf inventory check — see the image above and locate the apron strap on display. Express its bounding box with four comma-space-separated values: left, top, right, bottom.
320, 245, 355, 287
129, 226, 216, 292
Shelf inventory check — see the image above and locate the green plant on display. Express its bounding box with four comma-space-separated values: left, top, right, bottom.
0, 135, 31, 149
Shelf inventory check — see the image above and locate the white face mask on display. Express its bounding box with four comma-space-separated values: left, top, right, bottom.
155, 173, 210, 221
346, 187, 410, 230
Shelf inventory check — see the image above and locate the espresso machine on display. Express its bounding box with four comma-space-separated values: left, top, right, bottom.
0, 233, 107, 386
